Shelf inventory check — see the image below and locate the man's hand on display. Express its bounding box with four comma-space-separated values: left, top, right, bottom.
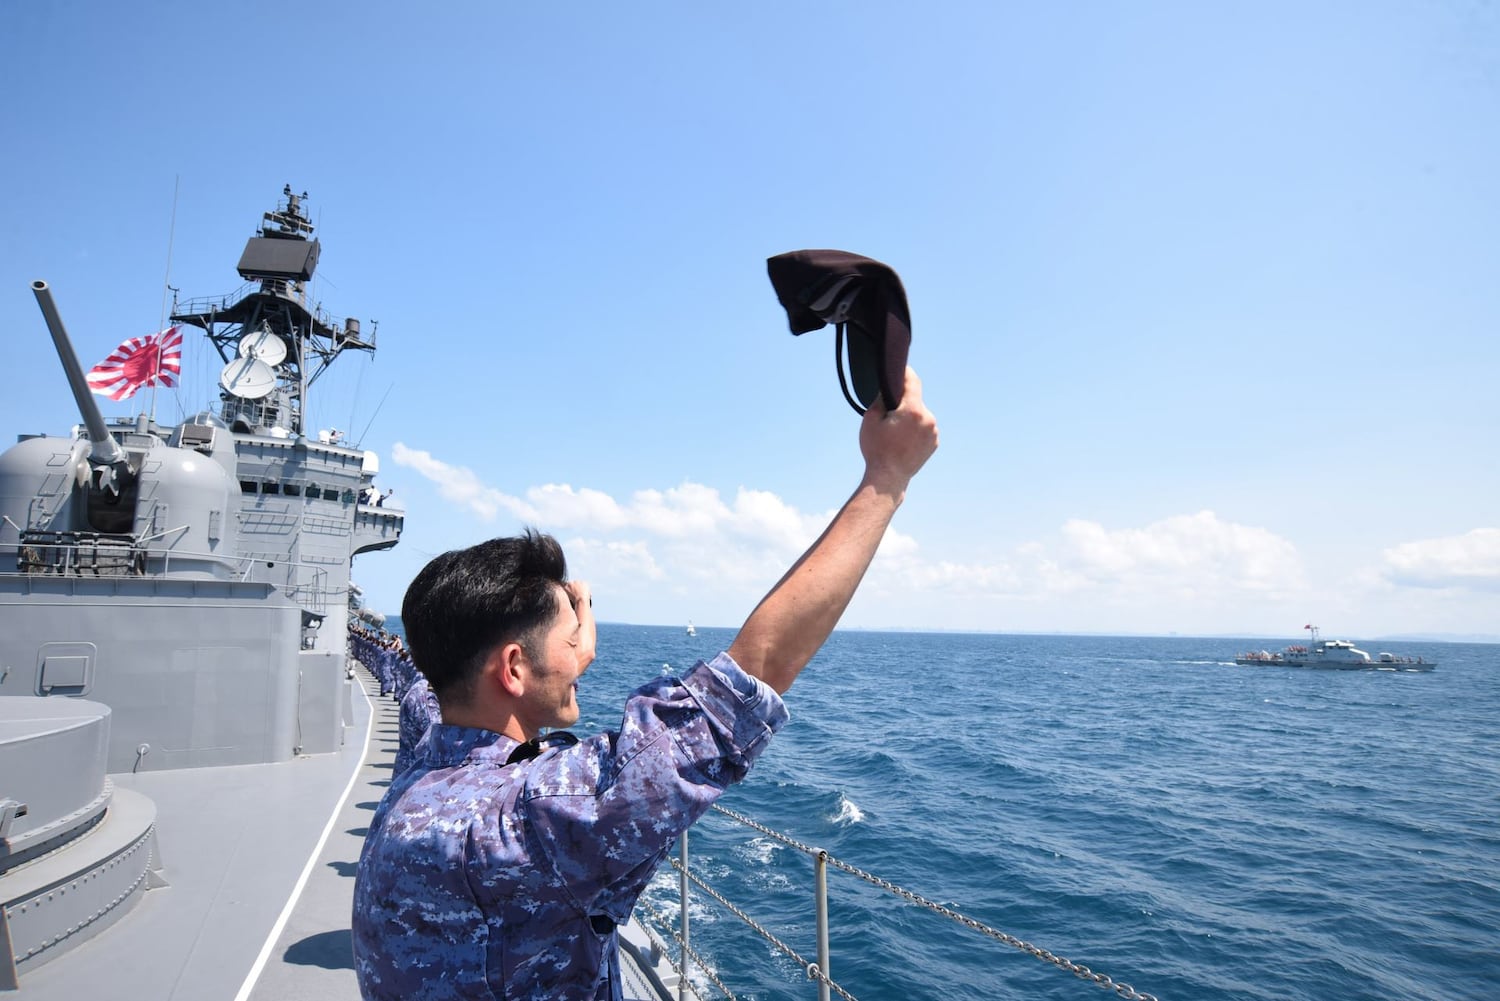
566, 580, 597, 671
859, 367, 939, 501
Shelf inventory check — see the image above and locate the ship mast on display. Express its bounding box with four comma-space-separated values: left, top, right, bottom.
170, 185, 376, 436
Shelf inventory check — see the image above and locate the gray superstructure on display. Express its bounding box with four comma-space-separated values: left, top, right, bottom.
0, 189, 403, 987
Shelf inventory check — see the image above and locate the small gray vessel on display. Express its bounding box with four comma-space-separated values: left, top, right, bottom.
0, 188, 405, 993
1235, 625, 1436, 671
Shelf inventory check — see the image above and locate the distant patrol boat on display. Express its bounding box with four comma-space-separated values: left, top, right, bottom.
1235, 625, 1436, 671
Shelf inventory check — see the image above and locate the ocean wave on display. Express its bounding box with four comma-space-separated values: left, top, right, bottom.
643, 870, 716, 925
733, 836, 781, 866
830, 792, 865, 826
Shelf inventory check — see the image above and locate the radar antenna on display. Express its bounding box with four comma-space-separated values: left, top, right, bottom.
167, 187, 378, 436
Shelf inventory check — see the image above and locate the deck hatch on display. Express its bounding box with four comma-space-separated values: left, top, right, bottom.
36, 644, 96, 696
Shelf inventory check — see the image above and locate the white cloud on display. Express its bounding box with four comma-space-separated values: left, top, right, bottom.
723, 488, 819, 550
391, 444, 1314, 628
1055, 510, 1304, 594
875, 511, 1305, 612
562, 537, 666, 581
1381, 528, 1500, 591
878, 555, 1027, 593
390, 443, 532, 521
629, 483, 734, 538
526, 484, 629, 530
394, 443, 827, 544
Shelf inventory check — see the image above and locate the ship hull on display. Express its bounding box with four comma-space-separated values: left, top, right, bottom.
1234, 656, 1435, 672
0, 579, 350, 771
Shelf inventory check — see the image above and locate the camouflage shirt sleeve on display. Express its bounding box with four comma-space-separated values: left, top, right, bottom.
493, 652, 788, 925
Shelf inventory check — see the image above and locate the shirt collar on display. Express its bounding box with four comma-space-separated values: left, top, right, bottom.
421, 724, 517, 767
420, 724, 579, 768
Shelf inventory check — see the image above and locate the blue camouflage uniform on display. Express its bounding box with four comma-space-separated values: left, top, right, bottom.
394, 673, 442, 776
352, 652, 788, 1000
392, 649, 418, 699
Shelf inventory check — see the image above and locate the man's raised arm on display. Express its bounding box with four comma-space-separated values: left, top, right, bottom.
728, 367, 939, 694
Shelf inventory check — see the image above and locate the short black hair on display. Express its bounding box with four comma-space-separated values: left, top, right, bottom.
400, 530, 568, 704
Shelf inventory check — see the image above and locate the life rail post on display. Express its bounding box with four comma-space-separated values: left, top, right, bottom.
814, 848, 831, 1001
678, 831, 691, 1001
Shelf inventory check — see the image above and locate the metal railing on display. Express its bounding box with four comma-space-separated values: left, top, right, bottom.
173, 284, 375, 349
2, 537, 336, 613
645, 804, 1160, 1001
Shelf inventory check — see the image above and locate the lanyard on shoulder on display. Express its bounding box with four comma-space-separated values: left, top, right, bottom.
504, 730, 580, 766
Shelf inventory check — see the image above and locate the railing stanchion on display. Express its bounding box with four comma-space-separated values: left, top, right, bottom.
815, 848, 831, 1001
678, 829, 691, 1001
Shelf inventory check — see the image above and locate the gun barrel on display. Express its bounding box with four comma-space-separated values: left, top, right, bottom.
31, 280, 127, 467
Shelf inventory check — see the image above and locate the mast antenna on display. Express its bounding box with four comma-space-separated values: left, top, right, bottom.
150, 176, 182, 424
354, 381, 395, 448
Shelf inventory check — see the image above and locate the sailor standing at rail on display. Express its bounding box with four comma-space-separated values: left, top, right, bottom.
352, 367, 938, 1000
393, 669, 441, 776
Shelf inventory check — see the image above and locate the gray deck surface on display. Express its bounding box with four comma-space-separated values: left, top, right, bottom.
245, 671, 392, 1001
13, 669, 379, 1001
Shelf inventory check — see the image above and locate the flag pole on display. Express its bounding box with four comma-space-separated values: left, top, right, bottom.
151, 175, 181, 424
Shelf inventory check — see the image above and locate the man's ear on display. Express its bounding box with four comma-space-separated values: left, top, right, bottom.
482, 642, 529, 699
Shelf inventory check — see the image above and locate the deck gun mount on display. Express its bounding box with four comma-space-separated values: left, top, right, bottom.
31, 280, 138, 533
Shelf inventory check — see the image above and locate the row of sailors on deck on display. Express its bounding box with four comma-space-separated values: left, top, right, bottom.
350, 624, 411, 696
349, 623, 441, 776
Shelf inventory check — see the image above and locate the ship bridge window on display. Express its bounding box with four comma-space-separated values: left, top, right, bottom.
283, 484, 301, 496
240, 480, 258, 493
262, 482, 281, 494
305, 484, 322, 499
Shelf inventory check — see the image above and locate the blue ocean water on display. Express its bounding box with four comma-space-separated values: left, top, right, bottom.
389, 620, 1500, 1000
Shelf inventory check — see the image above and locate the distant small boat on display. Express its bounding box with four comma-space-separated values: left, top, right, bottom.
686, 620, 696, 636
1236, 625, 1435, 671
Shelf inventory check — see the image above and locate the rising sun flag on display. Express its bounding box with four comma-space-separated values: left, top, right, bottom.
85, 326, 184, 401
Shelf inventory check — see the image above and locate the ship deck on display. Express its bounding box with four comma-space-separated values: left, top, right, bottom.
13, 667, 674, 1001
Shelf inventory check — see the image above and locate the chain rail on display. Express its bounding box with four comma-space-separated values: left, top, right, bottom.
633, 901, 712, 1001
667, 856, 860, 1001
636, 898, 740, 1001
710, 804, 1160, 1001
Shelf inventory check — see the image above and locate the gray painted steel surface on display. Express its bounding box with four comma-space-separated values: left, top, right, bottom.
0, 189, 403, 990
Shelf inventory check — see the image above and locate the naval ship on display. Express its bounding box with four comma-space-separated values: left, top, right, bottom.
1235, 625, 1436, 671
0, 187, 414, 997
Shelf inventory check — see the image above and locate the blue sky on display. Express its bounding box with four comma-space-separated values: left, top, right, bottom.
3, 2, 1496, 638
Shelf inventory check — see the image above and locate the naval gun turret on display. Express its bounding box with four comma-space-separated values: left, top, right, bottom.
4, 282, 237, 578
30, 280, 137, 533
